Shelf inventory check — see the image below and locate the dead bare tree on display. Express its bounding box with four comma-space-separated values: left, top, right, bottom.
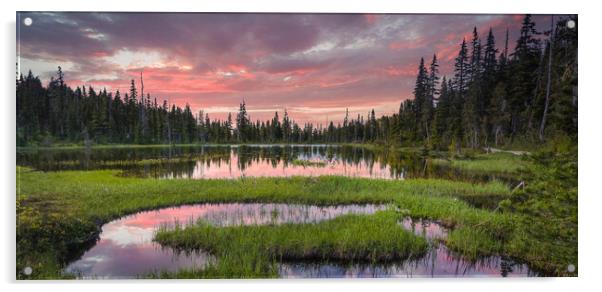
140, 71, 144, 99
539, 16, 555, 142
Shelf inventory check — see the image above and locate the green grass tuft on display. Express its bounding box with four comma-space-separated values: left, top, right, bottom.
152, 211, 428, 278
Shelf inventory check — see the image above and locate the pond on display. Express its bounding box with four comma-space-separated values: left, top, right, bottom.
64, 203, 535, 278
17, 144, 511, 182
65, 203, 387, 278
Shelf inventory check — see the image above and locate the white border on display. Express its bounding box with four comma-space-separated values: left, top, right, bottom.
2, 1, 598, 291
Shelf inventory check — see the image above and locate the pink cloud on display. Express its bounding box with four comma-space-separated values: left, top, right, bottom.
18, 13, 561, 126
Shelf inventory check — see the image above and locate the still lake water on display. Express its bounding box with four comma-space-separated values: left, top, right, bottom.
64, 203, 533, 278
17, 144, 509, 182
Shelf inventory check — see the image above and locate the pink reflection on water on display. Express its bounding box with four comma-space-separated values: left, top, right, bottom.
162, 151, 398, 179
399, 217, 448, 240
65, 204, 534, 278
64, 239, 213, 279
65, 203, 386, 278
280, 245, 533, 278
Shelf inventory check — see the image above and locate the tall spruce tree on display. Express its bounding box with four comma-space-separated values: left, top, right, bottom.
464, 27, 482, 148
236, 100, 250, 142
509, 14, 541, 139
413, 57, 429, 140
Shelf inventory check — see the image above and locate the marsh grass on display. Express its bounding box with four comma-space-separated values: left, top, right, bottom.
28, 152, 232, 170
152, 211, 428, 278
15, 142, 577, 278
445, 227, 504, 260
16, 148, 575, 278
432, 152, 531, 174
16, 167, 509, 278
145, 251, 279, 279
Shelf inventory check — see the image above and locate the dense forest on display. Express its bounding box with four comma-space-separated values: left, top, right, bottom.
16, 15, 577, 149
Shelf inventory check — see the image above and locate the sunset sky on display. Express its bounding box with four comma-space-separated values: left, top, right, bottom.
17, 13, 553, 125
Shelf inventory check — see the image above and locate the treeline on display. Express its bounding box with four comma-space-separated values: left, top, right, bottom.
16, 15, 577, 149
15, 68, 410, 145
17, 71, 201, 145
403, 14, 578, 152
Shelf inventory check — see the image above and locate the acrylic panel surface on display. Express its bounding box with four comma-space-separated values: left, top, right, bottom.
16, 12, 577, 279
